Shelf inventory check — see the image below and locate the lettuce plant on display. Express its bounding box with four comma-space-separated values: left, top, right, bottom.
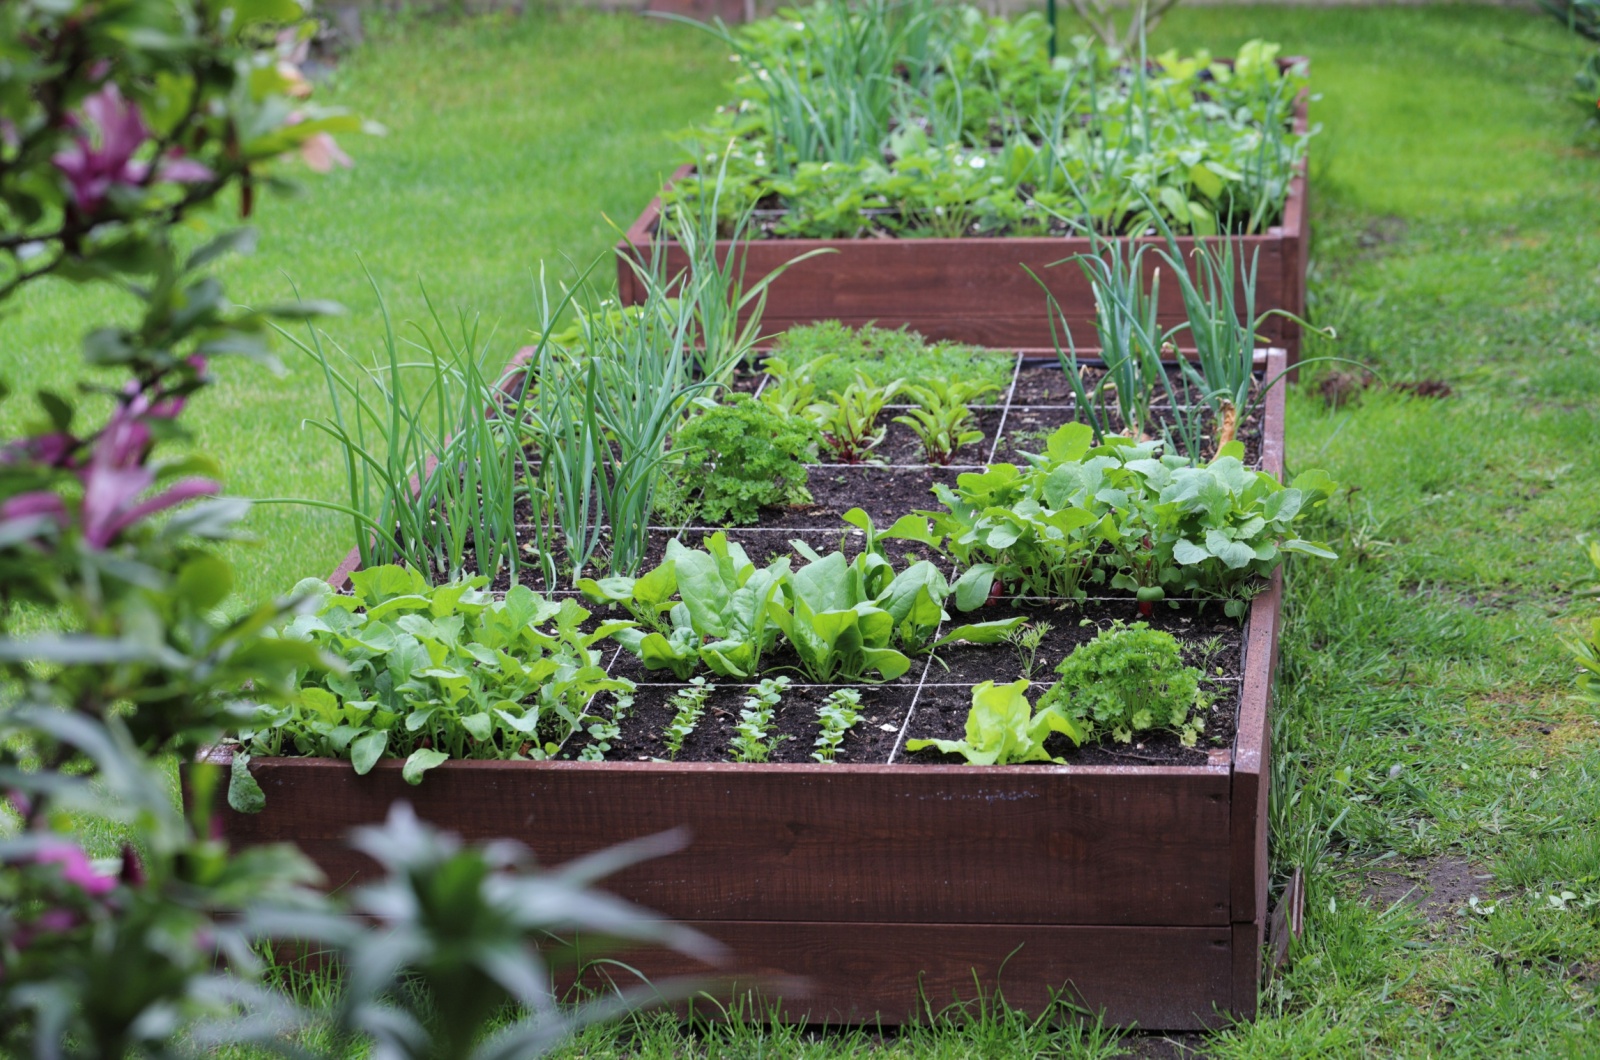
241, 566, 635, 784
1038, 622, 1208, 746
905, 679, 1083, 764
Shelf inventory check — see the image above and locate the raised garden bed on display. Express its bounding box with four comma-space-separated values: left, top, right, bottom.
206, 348, 1292, 1030
616, 86, 1309, 361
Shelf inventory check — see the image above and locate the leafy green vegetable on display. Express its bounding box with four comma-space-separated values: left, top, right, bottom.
905, 679, 1083, 764
812, 374, 902, 464
731, 676, 791, 763
813, 687, 863, 763
597, 533, 789, 680
240, 565, 635, 783
772, 550, 912, 682
913, 422, 1340, 615
663, 678, 715, 759
580, 692, 633, 761
668, 394, 818, 525
666, 4, 1312, 238
1038, 622, 1208, 746
893, 377, 1001, 465
765, 322, 1011, 397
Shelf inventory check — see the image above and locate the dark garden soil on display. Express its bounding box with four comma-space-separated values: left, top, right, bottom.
566, 683, 914, 765
571, 595, 1247, 768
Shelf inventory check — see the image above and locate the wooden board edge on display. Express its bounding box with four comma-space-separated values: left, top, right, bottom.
1231, 920, 1263, 1022
1261, 348, 1289, 481
1231, 568, 1282, 924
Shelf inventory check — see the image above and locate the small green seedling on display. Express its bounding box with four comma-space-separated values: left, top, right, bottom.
732, 676, 792, 763
813, 688, 864, 763
663, 678, 715, 759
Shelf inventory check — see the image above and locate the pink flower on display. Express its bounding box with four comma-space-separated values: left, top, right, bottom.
0, 431, 80, 468
77, 394, 217, 550
298, 132, 351, 174
10, 908, 82, 952
51, 85, 213, 214
0, 491, 68, 542
36, 842, 117, 897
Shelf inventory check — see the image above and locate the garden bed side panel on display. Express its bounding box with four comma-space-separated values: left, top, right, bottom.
574, 921, 1236, 1029
1228, 352, 1288, 1016
209, 757, 1233, 928
616, 86, 1309, 360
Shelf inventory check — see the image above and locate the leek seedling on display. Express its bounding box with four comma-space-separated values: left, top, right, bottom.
1069, 239, 1169, 441
636, 154, 834, 385
268, 274, 539, 586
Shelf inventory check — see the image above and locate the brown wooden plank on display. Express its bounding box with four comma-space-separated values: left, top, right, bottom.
1231, 569, 1280, 929
1230, 920, 1262, 1021
621, 226, 1293, 354
1229, 348, 1285, 928
575, 920, 1236, 1030
215, 759, 1234, 927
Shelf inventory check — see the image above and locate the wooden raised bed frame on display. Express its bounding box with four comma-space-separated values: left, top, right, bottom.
208, 351, 1291, 1031
617, 72, 1309, 362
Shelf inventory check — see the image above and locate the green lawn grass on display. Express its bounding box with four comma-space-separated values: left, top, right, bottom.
1, 8, 729, 605
10, 3, 1600, 1056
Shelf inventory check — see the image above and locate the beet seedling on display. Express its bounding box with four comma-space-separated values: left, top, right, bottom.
814, 374, 902, 464
892, 377, 1000, 465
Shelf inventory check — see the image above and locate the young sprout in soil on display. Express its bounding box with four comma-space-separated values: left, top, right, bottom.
1004, 621, 1053, 682
579, 693, 634, 762
892, 377, 1000, 465
732, 676, 792, 763
1194, 633, 1227, 674
759, 352, 837, 418
663, 678, 715, 760
812, 688, 864, 763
